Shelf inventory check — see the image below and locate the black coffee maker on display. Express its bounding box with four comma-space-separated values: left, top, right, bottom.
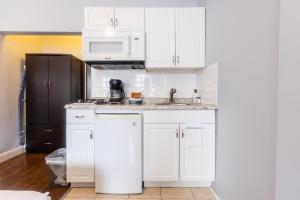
108, 79, 125, 103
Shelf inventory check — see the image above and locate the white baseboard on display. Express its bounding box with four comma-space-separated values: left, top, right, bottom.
209, 187, 221, 200
144, 181, 212, 187
71, 182, 95, 188
0, 145, 25, 164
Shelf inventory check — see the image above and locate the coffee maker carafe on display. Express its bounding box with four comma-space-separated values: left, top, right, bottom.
108, 79, 125, 103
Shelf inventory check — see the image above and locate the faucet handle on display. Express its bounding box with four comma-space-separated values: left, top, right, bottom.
170, 88, 177, 93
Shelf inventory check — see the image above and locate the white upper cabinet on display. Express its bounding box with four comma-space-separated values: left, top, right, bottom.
180, 123, 215, 182
143, 124, 179, 181
175, 8, 206, 68
145, 8, 176, 68
114, 8, 145, 31
84, 7, 144, 31
84, 7, 114, 29
145, 7, 206, 69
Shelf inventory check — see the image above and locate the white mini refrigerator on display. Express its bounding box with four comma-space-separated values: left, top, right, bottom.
95, 114, 142, 194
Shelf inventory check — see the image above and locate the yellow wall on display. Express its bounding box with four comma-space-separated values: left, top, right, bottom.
0, 34, 82, 153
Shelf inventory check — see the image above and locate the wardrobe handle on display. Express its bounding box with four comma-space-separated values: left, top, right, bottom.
43, 80, 47, 87
48, 80, 52, 87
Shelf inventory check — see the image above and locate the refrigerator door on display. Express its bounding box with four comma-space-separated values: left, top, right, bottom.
95, 114, 142, 194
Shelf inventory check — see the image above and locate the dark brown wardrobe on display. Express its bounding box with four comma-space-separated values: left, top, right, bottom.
26, 54, 83, 153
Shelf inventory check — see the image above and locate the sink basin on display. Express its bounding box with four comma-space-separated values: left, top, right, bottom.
155, 103, 191, 106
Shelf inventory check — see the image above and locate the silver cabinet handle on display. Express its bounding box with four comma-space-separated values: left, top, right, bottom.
75, 115, 85, 118
185, 127, 203, 130
48, 80, 52, 87
110, 18, 114, 27
44, 142, 52, 145
181, 129, 184, 138
177, 56, 180, 63
90, 131, 93, 140
176, 129, 179, 138
43, 80, 47, 87
44, 129, 52, 132
115, 18, 119, 27
172, 55, 175, 64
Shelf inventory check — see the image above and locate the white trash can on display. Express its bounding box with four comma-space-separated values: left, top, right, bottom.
45, 148, 68, 187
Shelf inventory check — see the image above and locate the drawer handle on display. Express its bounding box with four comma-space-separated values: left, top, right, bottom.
44, 129, 52, 132
44, 142, 52, 145
75, 115, 85, 119
185, 127, 203, 130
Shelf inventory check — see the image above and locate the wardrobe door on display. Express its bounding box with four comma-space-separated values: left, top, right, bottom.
48, 56, 70, 125
26, 55, 49, 124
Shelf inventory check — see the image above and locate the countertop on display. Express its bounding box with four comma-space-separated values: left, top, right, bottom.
65, 102, 217, 110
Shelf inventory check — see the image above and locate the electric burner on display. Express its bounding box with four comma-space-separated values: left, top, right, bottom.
76, 98, 108, 105
77, 99, 96, 103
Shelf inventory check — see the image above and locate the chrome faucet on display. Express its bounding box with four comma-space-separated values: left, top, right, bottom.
169, 88, 177, 104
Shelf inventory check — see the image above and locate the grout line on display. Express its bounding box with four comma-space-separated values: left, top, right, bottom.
160, 187, 162, 199
190, 187, 196, 200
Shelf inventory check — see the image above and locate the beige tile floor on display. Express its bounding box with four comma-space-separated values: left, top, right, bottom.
64, 187, 216, 200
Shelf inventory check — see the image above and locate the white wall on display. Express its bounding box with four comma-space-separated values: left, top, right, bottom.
0, 0, 205, 32
0, 36, 44, 153
206, 0, 279, 199
276, 0, 300, 199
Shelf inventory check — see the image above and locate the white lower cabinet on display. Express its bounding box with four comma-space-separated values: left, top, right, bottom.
66, 124, 94, 183
143, 124, 179, 181
143, 113, 215, 185
180, 123, 215, 182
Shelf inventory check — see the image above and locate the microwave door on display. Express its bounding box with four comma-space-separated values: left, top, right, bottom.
84, 35, 130, 61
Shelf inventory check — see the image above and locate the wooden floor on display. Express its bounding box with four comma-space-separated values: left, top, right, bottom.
0, 153, 69, 200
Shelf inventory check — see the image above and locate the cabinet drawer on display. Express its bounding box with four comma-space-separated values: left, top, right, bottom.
26, 125, 65, 153
67, 109, 94, 124
144, 110, 215, 124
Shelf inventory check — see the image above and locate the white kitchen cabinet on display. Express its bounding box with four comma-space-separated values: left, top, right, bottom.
114, 8, 144, 31
175, 8, 206, 68
180, 123, 215, 182
145, 7, 205, 69
143, 124, 179, 181
143, 110, 215, 186
145, 8, 176, 68
84, 7, 144, 30
66, 124, 94, 183
84, 7, 114, 29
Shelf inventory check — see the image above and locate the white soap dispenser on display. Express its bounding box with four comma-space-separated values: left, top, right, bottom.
193, 89, 198, 104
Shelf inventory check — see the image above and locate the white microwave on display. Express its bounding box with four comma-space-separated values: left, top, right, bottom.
83, 29, 145, 61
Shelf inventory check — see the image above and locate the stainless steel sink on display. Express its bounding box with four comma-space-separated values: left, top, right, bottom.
155, 103, 192, 106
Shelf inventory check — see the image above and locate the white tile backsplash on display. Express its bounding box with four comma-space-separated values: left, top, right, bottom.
90, 69, 197, 98
197, 62, 218, 105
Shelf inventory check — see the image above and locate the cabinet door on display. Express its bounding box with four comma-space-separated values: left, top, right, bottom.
66, 125, 94, 182
175, 7, 205, 68
145, 8, 176, 68
26, 55, 49, 124
48, 56, 70, 125
144, 124, 179, 181
180, 123, 215, 182
84, 7, 114, 29
114, 8, 144, 31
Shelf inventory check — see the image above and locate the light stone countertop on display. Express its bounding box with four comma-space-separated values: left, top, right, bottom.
65, 102, 217, 110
